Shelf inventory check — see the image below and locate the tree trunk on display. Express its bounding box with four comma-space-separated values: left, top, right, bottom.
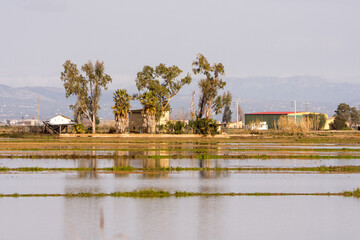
206, 99, 212, 119
142, 113, 155, 134
76, 113, 81, 124
115, 117, 128, 134
92, 114, 96, 134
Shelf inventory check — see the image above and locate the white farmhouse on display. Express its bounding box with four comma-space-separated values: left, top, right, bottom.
44, 115, 75, 134
49, 115, 74, 125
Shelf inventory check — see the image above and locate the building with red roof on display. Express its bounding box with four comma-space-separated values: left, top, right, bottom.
245, 111, 327, 129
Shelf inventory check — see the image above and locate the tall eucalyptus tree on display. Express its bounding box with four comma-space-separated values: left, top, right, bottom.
61, 60, 112, 133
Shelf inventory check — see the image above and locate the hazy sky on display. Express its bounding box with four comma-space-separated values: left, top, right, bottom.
1, 0, 359, 88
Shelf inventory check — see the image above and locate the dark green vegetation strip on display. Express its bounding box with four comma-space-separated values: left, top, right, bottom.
1, 188, 360, 198
3, 165, 360, 173
193, 154, 360, 160
1, 131, 360, 144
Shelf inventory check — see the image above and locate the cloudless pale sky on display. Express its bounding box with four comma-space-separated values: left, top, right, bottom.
0, 0, 359, 88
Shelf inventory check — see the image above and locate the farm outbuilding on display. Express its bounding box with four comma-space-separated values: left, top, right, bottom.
49, 115, 74, 125
245, 112, 328, 129
43, 115, 75, 134
129, 109, 169, 133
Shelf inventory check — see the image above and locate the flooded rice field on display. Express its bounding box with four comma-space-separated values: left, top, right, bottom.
1, 196, 360, 240
1, 138, 360, 240
1, 172, 360, 194
1, 157, 360, 169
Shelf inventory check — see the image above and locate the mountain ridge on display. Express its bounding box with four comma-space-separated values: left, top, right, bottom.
1, 76, 359, 120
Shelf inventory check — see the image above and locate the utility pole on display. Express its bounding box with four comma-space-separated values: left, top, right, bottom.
37, 97, 40, 121
291, 100, 297, 125
294, 100, 297, 124
304, 102, 309, 112
236, 101, 239, 128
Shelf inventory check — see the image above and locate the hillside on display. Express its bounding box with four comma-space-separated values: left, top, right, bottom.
0, 76, 359, 121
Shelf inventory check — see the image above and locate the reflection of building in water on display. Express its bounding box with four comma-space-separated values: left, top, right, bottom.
63, 198, 104, 239
77, 159, 98, 178
198, 143, 230, 179
142, 158, 170, 179
113, 158, 130, 178
143, 158, 169, 168
64, 160, 102, 196
113, 150, 129, 158
127, 143, 170, 158
124, 144, 171, 179
199, 159, 229, 179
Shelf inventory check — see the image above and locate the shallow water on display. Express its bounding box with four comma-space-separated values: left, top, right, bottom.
0, 196, 360, 240
1, 172, 359, 194
1, 157, 360, 169
2, 142, 360, 240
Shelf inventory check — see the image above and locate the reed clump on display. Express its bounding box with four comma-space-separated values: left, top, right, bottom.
111, 189, 171, 198
343, 188, 360, 197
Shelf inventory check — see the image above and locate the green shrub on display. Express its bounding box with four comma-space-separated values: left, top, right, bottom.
189, 118, 218, 136
173, 121, 185, 134
160, 121, 186, 134
73, 124, 85, 134
108, 126, 117, 133
331, 115, 348, 130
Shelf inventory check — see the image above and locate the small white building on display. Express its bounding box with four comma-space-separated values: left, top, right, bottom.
49, 115, 74, 125
44, 115, 75, 134
225, 121, 244, 129
249, 121, 268, 130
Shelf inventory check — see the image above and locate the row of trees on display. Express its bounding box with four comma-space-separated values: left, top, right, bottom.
61, 54, 232, 134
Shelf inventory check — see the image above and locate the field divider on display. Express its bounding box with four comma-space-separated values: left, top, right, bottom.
1, 154, 360, 160
1, 188, 360, 198
2, 166, 360, 173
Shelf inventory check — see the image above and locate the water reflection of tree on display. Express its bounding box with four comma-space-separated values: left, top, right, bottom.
74, 147, 97, 178
113, 157, 130, 178
63, 198, 104, 239
65, 158, 101, 195
126, 144, 171, 179
142, 158, 169, 179
77, 158, 98, 178
198, 143, 228, 179
199, 159, 229, 179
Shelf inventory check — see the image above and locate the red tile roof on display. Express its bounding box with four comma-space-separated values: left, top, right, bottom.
246, 111, 304, 115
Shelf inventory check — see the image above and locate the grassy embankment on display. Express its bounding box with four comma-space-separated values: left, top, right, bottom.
2, 165, 360, 173
1, 188, 360, 198
1, 130, 360, 143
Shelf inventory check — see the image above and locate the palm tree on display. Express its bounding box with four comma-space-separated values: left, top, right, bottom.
112, 89, 133, 133
139, 91, 158, 133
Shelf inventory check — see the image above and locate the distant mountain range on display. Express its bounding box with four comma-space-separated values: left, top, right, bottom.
1, 76, 359, 121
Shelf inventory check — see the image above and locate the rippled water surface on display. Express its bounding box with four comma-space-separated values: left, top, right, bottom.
2, 141, 360, 240
0, 172, 359, 194
1, 157, 360, 168
1, 196, 360, 240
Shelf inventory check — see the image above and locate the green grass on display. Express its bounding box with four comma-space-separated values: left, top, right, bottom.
5, 189, 360, 198
1, 131, 360, 144
343, 188, 360, 197
3, 165, 360, 173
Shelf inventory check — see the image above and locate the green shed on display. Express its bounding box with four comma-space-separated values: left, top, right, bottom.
245, 112, 304, 129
